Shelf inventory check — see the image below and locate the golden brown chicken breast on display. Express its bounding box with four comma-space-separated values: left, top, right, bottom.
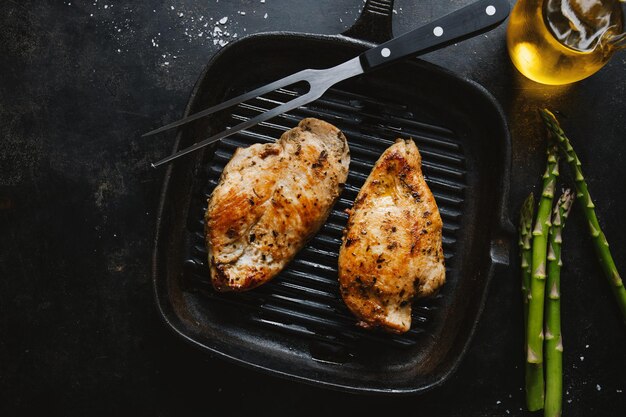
338, 139, 445, 333
205, 118, 350, 292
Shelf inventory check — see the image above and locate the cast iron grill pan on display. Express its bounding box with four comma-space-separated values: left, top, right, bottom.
152, 1, 511, 394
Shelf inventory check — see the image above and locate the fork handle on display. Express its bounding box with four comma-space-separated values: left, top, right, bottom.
359, 0, 510, 70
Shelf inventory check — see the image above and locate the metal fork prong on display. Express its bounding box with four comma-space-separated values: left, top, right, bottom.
142, 70, 314, 137
151, 92, 320, 168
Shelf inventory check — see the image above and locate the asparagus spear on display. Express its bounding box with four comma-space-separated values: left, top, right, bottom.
519, 193, 543, 410
519, 193, 535, 329
544, 189, 574, 417
540, 109, 626, 324
526, 141, 559, 411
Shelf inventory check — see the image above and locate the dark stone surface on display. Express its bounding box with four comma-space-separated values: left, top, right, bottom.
0, 1, 624, 416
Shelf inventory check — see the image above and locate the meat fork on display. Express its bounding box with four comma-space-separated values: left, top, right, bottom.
147, 0, 510, 167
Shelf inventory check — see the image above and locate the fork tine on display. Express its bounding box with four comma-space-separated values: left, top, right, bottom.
142, 70, 313, 137
151, 92, 317, 168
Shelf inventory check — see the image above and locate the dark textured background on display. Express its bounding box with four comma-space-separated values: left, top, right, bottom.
1, 1, 624, 416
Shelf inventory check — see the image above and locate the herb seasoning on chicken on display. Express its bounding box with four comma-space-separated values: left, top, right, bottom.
205, 118, 350, 292
338, 139, 445, 333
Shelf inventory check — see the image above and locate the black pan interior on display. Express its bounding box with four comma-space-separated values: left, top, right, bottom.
152, 32, 511, 394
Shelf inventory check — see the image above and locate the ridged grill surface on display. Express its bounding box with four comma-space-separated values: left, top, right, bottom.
183, 86, 466, 351
365, 0, 394, 16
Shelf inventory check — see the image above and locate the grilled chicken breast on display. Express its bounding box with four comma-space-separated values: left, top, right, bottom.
338, 139, 445, 333
205, 118, 350, 292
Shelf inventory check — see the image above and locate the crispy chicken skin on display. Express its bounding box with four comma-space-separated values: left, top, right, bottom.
338, 139, 445, 333
205, 118, 350, 292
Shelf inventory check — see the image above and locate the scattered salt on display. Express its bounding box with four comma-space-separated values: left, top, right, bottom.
580, 356, 585, 361
264, 13, 268, 18
219, 16, 228, 24
617, 389, 623, 393
596, 384, 602, 391
496, 400, 501, 405
585, 344, 590, 348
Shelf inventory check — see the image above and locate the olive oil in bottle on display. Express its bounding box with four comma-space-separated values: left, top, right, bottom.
506, 0, 624, 85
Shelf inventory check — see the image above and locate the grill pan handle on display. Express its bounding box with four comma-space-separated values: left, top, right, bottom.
359, 0, 510, 70
342, 0, 395, 44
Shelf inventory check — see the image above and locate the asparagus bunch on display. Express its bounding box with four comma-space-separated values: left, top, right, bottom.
544, 190, 574, 417
526, 142, 559, 411
540, 109, 626, 324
